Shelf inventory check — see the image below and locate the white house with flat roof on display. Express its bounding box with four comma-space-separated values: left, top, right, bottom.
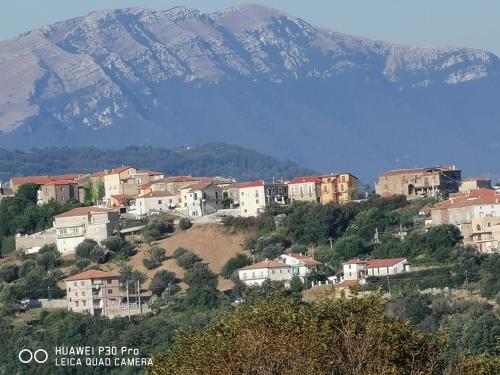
238, 260, 292, 286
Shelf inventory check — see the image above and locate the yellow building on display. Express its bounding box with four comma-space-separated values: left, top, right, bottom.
320, 173, 358, 204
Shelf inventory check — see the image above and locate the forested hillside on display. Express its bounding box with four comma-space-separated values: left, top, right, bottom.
0, 143, 314, 182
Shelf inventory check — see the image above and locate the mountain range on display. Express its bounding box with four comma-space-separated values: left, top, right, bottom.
1, 4, 500, 179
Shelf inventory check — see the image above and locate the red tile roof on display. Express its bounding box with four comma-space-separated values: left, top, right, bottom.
336, 279, 359, 288
111, 194, 136, 204
366, 258, 407, 268
44, 179, 76, 186
11, 174, 82, 186
239, 260, 289, 271
432, 188, 500, 210
344, 259, 367, 265
189, 181, 214, 192
140, 191, 174, 198
55, 207, 112, 218
234, 180, 266, 189
65, 270, 119, 281
288, 176, 321, 184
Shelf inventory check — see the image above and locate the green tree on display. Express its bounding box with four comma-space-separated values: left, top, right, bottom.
150, 270, 177, 296
183, 263, 218, 291
0, 264, 19, 283
220, 254, 252, 279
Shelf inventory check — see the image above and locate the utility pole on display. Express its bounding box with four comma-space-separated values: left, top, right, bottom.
465, 270, 468, 285
126, 281, 131, 322
47, 286, 51, 301
137, 279, 142, 314
386, 276, 391, 296
329, 237, 333, 249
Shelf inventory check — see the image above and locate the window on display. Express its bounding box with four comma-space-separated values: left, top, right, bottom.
256, 199, 259, 204
75, 301, 79, 307
107, 280, 112, 284
108, 289, 113, 294
82, 291, 85, 296
82, 301, 86, 307
73, 282, 77, 286
158, 200, 162, 204
75, 292, 78, 296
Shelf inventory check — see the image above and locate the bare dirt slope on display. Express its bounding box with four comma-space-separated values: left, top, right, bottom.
130, 224, 251, 291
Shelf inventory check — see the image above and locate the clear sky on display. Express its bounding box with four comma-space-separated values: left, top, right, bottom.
2, 0, 499, 55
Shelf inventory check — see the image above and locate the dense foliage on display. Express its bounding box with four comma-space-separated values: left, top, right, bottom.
0, 143, 314, 183
0, 184, 82, 255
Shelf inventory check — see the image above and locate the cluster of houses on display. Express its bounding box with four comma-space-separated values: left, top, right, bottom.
237, 253, 410, 289
7, 167, 359, 255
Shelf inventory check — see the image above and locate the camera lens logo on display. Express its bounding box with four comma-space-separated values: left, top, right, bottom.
18, 349, 49, 364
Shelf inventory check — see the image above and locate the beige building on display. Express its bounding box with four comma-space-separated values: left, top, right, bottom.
102, 166, 137, 199
276, 253, 320, 282
288, 176, 322, 203
129, 191, 176, 217
375, 167, 462, 199
461, 217, 500, 253
54, 207, 120, 255
10, 174, 82, 193
238, 260, 293, 286
460, 177, 491, 194
38, 180, 79, 205
65, 270, 121, 317
343, 258, 410, 281
320, 173, 358, 204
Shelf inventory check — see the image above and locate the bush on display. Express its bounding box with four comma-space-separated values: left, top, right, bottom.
178, 218, 192, 230
150, 270, 178, 296
0, 263, 19, 283
176, 250, 202, 270
142, 258, 159, 270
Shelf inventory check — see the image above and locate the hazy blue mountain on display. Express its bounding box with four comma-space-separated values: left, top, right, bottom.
1, 4, 500, 179
0, 143, 314, 182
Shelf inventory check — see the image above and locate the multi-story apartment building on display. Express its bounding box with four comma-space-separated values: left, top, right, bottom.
375, 166, 462, 199
238, 260, 293, 286
288, 176, 322, 203
320, 173, 359, 204
54, 207, 120, 254
461, 217, 500, 253
65, 270, 121, 317
129, 191, 176, 216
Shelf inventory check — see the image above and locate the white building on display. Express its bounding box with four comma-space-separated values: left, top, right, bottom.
238, 260, 292, 286
185, 182, 223, 217
276, 253, 320, 281
54, 207, 120, 255
129, 191, 176, 217
343, 258, 410, 281
237, 180, 288, 217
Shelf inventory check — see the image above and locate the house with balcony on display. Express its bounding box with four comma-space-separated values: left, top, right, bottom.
320, 173, 359, 204
238, 260, 293, 286
54, 207, 120, 255
64, 270, 121, 317
288, 176, 322, 203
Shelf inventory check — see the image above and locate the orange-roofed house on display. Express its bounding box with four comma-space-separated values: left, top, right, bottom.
375, 166, 462, 200
238, 260, 292, 286
288, 176, 322, 203
64, 270, 120, 317
54, 207, 120, 254
342, 258, 410, 281
10, 174, 82, 193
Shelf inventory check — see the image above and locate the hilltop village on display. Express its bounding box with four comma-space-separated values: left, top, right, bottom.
0, 164, 499, 318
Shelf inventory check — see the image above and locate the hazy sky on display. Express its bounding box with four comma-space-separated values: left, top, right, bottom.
2, 0, 500, 55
